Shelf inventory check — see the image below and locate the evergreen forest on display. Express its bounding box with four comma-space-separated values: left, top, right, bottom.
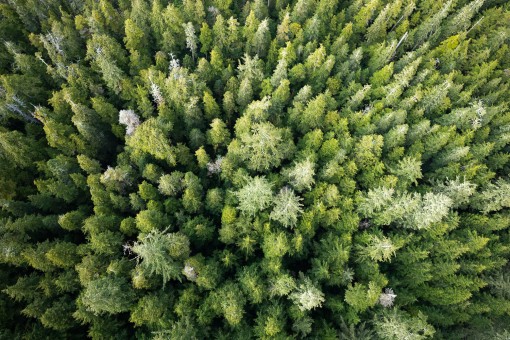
1, 0, 510, 338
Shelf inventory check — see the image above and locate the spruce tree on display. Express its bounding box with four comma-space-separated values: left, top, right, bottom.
1, 0, 509, 338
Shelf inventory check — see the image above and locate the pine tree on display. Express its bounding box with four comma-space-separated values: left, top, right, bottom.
183, 22, 198, 60
356, 233, 400, 263
207, 118, 230, 150
131, 230, 191, 284
289, 274, 325, 311
126, 117, 177, 166
270, 187, 303, 228
373, 309, 435, 339
200, 22, 213, 54
251, 19, 271, 57
80, 276, 136, 315
1, 0, 510, 337
235, 176, 273, 216
471, 179, 510, 214
236, 122, 294, 172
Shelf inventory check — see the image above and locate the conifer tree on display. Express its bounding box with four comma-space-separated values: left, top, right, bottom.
1, 0, 510, 338
235, 176, 273, 216
131, 230, 191, 284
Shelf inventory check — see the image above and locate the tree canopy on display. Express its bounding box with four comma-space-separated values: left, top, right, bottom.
0, 0, 509, 338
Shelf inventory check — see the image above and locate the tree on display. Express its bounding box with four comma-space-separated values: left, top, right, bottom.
131, 230, 191, 284
159, 171, 185, 196
0, 130, 42, 168
440, 0, 484, 40
290, 91, 336, 133
126, 117, 177, 166
357, 187, 453, 230
124, 18, 150, 71
356, 233, 400, 263
45, 241, 80, 268
373, 309, 435, 339
183, 22, 198, 60
118, 109, 140, 135
378, 288, 397, 308
135, 208, 170, 233
199, 22, 213, 54
291, 0, 316, 24
410, 0, 454, 48
67, 99, 115, 158
276, 12, 291, 43
289, 274, 325, 311
271, 56, 288, 88
86, 34, 128, 95
236, 77, 254, 109
182, 172, 204, 213
207, 118, 230, 150
284, 158, 315, 192
345, 281, 383, 313
226, 16, 242, 58
81, 276, 136, 315
212, 282, 246, 326
237, 53, 265, 84
235, 176, 273, 216
203, 91, 221, 120
251, 19, 271, 57
213, 14, 228, 52
433, 177, 476, 208
255, 303, 290, 338
100, 165, 135, 193
389, 157, 422, 189
270, 187, 303, 228
2, 0, 510, 337
130, 292, 171, 327
40, 296, 77, 331
236, 122, 295, 171
471, 179, 510, 214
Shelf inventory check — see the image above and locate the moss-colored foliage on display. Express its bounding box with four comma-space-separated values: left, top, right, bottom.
1, 0, 509, 338
80, 276, 136, 315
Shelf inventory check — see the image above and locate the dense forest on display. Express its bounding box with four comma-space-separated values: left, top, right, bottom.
0, 0, 509, 338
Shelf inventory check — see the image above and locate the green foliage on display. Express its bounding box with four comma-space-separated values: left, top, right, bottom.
373, 309, 435, 340
356, 232, 401, 263
357, 188, 453, 229
390, 156, 422, 189
284, 158, 316, 191
159, 171, 185, 196
126, 117, 176, 166
289, 275, 325, 312
207, 118, 230, 149
235, 176, 273, 216
471, 179, 510, 213
1, 0, 510, 338
131, 230, 190, 284
345, 281, 383, 313
235, 121, 295, 172
81, 276, 136, 315
130, 291, 172, 327
212, 282, 246, 326
270, 187, 303, 228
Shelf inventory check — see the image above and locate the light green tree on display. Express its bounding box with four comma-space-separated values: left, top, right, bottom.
131, 230, 191, 284
81, 276, 136, 315
357, 233, 401, 263
237, 122, 294, 171
235, 176, 273, 216
284, 158, 316, 192
183, 22, 198, 60
289, 275, 325, 311
270, 187, 303, 228
373, 309, 435, 339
